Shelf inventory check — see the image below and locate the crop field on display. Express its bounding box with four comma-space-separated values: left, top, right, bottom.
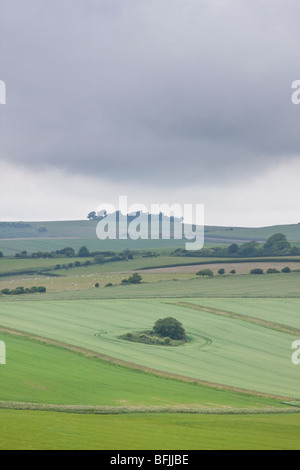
0, 331, 282, 410
183, 298, 300, 331
1, 245, 300, 450
0, 298, 298, 399
1, 411, 300, 450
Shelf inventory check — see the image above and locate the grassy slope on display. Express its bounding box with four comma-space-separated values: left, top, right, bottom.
1, 220, 300, 256
2, 220, 300, 241
1, 410, 300, 450
0, 299, 298, 398
0, 332, 280, 410
205, 224, 300, 242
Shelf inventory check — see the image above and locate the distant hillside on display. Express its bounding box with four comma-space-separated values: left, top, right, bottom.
1, 218, 300, 256
1, 219, 300, 242
204, 224, 300, 243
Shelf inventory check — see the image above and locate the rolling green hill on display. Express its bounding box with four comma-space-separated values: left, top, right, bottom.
1, 220, 300, 255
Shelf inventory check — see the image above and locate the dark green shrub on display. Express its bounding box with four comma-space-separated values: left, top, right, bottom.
196, 269, 214, 277
1, 289, 10, 295
37, 286, 47, 293
153, 317, 186, 340
250, 268, 264, 275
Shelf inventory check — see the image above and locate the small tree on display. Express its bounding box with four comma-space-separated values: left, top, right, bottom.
153, 317, 186, 341
38, 286, 47, 293
87, 211, 97, 220
1, 289, 10, 295
78, 246, 90, 257
94, 255, 105, 264
128, 273, 142, 284
196, 269, 214, 277
228, 244, 239, 255
250, 268, 264, 275
218, 268, 225, 275
281, 266, 291, 273
230, 270, 236, 274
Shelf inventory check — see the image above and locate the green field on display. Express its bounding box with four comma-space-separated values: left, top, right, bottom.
2, 271, 300, 303
1, 235, 300, 450
0, 298, 298, 398
185, 298, 300, 331
1, 410, 300, 450
1, 331, 281, 410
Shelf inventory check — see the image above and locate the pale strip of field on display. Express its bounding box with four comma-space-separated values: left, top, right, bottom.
0, 401, 297, 415
183, 298, 300, 331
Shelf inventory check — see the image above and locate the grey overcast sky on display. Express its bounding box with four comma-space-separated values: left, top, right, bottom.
1, 0, 300, 226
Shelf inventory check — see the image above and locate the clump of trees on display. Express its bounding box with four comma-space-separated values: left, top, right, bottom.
1, 286, 47, 296
122, 273, 142, 284
121, 317, 188, 347
152, 317, 186, 341
250, 268, 264, 275
196, 269, 214, 277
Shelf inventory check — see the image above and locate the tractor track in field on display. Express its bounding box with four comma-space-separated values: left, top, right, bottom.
0, 401, 299, 416
0, 325, 299, 403
173, 302, 300, 337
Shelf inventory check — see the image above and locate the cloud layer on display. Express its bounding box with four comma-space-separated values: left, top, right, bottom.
2, 0, 300, 188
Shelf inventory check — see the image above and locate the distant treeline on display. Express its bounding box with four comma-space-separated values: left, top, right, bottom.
1, 286, 47, 296
0, 247, 160, 275
13, 246, 136, 260
174, 234, 300, 258
11, 247, 159, 262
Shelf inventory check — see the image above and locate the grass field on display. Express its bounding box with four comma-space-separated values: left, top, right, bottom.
1, 331, 281, 410
0, 298, 298, 398
1, 410, 300, 450
1, 239, 300, 450
185, 298, 300, 331
2, 271, 300, 301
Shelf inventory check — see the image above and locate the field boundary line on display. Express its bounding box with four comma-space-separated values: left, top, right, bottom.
173, 302, 300, 337
0, 325, 298, 402
0, 401, 298, 416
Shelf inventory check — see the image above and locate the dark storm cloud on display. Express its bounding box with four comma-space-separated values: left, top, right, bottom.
1, 0, 300, 185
